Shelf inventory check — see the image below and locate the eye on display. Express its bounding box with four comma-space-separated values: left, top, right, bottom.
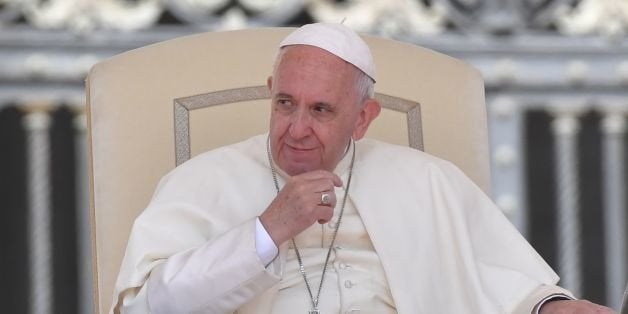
275, 98, 294, 112
313, 105, 330, 113
311, 104, 335, 122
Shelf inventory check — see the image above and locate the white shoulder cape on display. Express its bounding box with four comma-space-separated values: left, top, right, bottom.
111, 134, 569, 313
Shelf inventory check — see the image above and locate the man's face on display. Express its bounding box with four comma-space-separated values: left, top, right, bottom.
268, 45, 379, 176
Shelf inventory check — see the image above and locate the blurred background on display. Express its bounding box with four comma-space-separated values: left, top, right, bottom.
1, 0, 627, 313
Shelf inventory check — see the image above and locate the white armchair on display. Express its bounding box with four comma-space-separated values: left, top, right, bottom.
85, 28, 489, 313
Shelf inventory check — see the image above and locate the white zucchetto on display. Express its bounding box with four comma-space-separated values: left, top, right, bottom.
279, 23, 376, 82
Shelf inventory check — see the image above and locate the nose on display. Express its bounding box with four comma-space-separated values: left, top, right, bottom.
288, 107, 312, 140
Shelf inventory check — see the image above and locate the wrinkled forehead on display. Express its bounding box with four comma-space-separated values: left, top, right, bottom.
271, 46, 360, 102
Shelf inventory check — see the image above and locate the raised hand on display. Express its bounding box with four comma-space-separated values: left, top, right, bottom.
259, 170, 343, 246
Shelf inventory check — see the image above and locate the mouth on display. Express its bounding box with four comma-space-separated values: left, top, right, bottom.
276, 142, 321, 174
285, 143, 315, 152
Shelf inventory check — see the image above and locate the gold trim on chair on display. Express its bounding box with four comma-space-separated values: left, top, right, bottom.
174, 86, 270, 165
173, 87, 423, 165
375, 93, 423, 151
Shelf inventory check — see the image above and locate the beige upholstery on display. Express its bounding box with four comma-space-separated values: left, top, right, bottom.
86, 28, 489, 314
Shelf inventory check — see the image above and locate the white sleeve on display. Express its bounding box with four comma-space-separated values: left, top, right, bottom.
511, 284, 575, 314
255, 217, 279, 266
532, 293, 575, 314
145, 218, 281, 314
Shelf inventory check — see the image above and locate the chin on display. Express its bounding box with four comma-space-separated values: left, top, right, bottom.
279, 161, 319, 176
284, 165, 312, 176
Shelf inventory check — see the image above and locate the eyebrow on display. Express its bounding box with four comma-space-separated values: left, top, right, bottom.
273, 92, 293, 99
273, 92, 335, 109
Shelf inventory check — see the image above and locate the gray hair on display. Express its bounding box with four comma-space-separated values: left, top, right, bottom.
354, 68, 375, 105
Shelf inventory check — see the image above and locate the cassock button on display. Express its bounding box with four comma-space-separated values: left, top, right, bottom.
328, 221, 337, 229
344, 280, 355, 288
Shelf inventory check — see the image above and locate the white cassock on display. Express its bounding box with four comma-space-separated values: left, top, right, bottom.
111, 134, 572, 314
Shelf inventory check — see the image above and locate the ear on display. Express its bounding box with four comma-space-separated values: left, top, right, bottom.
352, 98, 381, 141
267, 76, 273, 92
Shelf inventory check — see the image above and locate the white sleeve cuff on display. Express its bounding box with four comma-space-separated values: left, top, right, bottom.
533, 293, 575, 314
255, 217, 279, 267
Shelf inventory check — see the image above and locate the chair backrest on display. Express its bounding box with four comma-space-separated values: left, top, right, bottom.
86, 28, 489, 314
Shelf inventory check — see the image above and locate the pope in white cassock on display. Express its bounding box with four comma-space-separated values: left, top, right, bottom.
110, 23, 614, 314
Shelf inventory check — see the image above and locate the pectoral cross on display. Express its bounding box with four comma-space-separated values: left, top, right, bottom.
308, 310, 320, 314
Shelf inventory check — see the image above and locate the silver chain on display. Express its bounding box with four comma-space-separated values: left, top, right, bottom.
266, 136, 356, 312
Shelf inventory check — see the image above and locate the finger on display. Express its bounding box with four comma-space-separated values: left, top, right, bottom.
296, 170, 343, 187
307, 178, 339, 193
288, 176, 338, 194
318, 191, 337, 208
314, 205, 334, 224
292, 188, 336, 208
